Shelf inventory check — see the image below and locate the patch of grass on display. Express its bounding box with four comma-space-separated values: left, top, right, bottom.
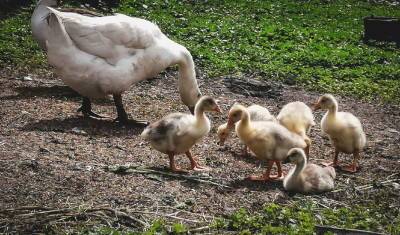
0, 0, 399, 102
52, 202, 399, 234
0, 8, 46, 70
71, 220, 187, 235
212, 202, 400, 234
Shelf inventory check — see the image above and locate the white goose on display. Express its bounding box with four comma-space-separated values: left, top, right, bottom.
31, 0, 201, 125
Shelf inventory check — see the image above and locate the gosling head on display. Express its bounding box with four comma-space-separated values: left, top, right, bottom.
313, 94, 337, 111
283, 148, 307, 164
227, 104, 246, 127
217, 123, 232, 146
196, 96, 221, 113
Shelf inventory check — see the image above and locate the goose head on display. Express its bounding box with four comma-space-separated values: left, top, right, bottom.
217, 123, 230, 146
283, 148, 307, 164
313, 94, 337, 111
195, 96, 221, 114
227, 104, 246, 127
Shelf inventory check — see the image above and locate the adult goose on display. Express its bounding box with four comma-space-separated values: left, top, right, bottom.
31, 0, 201, 125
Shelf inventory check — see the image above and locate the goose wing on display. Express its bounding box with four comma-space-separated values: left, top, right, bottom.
49, 8, 164, 64
143, 113, 192, 142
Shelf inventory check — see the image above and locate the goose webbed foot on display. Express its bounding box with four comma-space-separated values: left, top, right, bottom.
341, 164, 358, 173
78, 97, 107, 119
168, 152, 188, 173
113, 94, 149, 126
186, 151, 211, 171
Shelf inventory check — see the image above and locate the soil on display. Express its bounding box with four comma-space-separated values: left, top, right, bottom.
0, 67, 399, 233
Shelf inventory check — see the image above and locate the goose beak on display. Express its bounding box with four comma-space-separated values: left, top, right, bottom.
188, 106, 195, 115
312, 102, 321, 111
217, 137, 225, 146
227, 118, 235, 128
213, 106, 222, 113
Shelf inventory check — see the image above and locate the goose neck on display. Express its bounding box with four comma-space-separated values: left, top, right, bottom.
289, 157, 307, 180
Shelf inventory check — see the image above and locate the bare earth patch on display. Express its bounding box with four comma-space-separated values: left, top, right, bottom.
0, 68, 399, 233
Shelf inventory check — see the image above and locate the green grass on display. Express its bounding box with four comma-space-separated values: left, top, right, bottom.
66, 202, 399, 234
1, 0, 399, 102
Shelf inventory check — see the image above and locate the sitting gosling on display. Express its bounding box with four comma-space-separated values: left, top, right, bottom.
217, 104, 276, 155
313, 94, 366, 173
277, 101, 315, 157
283, 148, 336, 193
141, 96, 221, 172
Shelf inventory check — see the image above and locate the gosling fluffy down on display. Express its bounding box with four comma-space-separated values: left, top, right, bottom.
283, 148, 336, 193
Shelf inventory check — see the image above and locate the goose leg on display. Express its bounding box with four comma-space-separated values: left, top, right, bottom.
186, 151, 210, 171
247, 160, 276, 181
113, 94, 148, 126
304, 143, 310, 160
273, 161, 285, 180
77, 97, 106, 119
323, 149, 339, 167
241, 145, 249, 156
342, 151, 359, 173
168, 152, 187, 173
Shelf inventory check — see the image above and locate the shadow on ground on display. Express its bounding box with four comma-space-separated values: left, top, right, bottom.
21, 116, 144, 137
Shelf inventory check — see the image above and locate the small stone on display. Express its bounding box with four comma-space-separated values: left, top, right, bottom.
39, 147, 50, 153
71, 127, 87, 135
387, 128, 399, 134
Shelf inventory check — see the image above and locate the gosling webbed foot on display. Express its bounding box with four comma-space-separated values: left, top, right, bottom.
341, 164, 358, 173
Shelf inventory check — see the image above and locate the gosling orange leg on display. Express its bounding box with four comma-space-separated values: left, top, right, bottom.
304, 143, 310, 160
186, 151, 210, 171
247, 160, 275, 181
241, 145, 249, 157
168, 152, 187, 173
323, 149, 339, 167
342, 151, 359, 173
274, 161, 285, 180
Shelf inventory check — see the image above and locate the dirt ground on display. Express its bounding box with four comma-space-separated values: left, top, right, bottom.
0, 67, 399, 233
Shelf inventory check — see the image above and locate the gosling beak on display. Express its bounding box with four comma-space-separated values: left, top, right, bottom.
188, 106, 195, 115
213, 106, 222, 113
312, 102, 321, 111
227, 118, 235, 128
217, 138, 225, 146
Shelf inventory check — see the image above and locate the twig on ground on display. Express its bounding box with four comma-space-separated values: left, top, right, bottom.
188, 225, 212, 233
331, 178, 399, 193
127, 210, 204, 224
2, 206, 148, 231
105, 165, 232, 189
